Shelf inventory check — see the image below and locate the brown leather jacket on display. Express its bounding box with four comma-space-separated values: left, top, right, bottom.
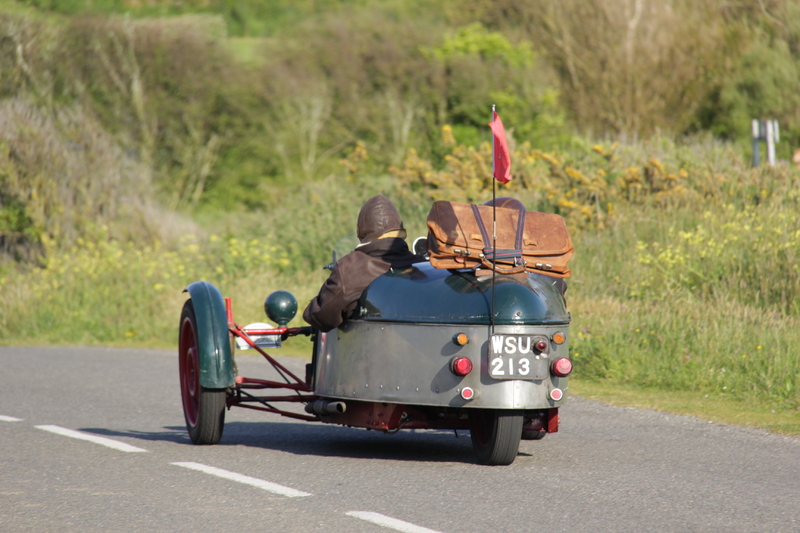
302, 237, 422, 332
303, 195, 423, 332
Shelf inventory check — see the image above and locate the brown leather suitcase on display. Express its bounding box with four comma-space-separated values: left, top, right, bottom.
426, 200, 573, 277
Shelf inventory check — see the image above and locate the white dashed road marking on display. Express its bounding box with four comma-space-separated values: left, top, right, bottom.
24, 421, 443, 530
0, 415, 23, 422
171, 462, 312, 498
346, 511, 445, 533
35, 425, 148, 453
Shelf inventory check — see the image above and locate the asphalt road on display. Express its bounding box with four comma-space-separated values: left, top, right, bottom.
1, 346, 799, 532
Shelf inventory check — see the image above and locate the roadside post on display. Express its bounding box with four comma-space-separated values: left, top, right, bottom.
751, 119, 780, 167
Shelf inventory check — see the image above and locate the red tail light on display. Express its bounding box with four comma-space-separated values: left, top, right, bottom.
552, 357, 573, 377
451, 357, 473, 376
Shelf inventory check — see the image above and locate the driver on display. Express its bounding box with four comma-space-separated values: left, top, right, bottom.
302, 195, 424, 332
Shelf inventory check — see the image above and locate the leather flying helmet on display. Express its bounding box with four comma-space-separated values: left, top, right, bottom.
357, 195, 404, 243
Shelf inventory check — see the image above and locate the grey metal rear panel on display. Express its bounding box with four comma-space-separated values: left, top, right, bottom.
314, 321, 569, 409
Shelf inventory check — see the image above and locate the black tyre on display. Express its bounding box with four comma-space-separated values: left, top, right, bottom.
521, 429, 547, 441
179, 299, 226, 444
469, 409, 523, 465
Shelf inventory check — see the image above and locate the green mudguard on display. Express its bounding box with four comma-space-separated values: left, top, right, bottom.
184, 281, 235, 389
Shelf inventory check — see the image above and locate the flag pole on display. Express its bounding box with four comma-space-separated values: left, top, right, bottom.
490, 104, 497, 334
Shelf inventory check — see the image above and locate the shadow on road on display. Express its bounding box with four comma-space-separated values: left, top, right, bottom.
81, 422, 532, 464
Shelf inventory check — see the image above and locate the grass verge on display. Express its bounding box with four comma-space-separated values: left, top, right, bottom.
569, 378, 800, 437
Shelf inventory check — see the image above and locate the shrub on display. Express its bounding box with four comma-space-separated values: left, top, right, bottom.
0, 98, 183, 258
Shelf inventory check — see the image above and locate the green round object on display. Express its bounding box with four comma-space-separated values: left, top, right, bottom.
264, 290, 298, 326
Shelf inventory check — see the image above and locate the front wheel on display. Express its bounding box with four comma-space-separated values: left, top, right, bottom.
179, 299, 226, 445
469, 409, 523, 466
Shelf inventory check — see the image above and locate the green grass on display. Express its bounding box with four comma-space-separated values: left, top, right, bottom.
225, 37, 270, 66
569, 379, 800, 436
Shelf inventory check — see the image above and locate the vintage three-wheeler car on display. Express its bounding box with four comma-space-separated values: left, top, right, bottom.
178, 203, 573, 466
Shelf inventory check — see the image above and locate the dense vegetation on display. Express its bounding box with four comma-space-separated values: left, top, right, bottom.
1, 0, 799, 414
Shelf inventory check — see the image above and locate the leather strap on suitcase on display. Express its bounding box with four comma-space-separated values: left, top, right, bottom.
426, 200, 573, 277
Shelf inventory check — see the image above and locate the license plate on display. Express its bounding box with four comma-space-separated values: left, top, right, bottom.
488, 334, 549, 380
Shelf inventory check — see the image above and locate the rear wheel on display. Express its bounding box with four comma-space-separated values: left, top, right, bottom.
469, 409, 523, 465
179, 299, 226, 444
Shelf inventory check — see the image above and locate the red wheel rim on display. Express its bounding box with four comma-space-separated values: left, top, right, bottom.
179, 317, 200, 428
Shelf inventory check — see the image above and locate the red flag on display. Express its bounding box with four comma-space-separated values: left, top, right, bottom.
488, 110, 512, 183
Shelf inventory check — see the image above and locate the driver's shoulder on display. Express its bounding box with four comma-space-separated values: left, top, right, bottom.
335, 248, 387, 270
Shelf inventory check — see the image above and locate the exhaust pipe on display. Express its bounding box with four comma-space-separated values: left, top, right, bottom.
304, 399, 347, 415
